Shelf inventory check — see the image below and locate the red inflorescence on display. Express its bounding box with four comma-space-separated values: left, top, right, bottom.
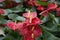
40, 2, 57, 17
7, 11, 42, 40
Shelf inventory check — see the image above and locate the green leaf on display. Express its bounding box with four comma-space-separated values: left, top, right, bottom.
3, 37, 11, 40
0, 19, 7, 24
40, 24, 60, 32
13, 0, 23, 3
4, 27, 20, 40
4, 5, 24, 16
42, 16, 49, 23
48, 13, 55, 20
42, 13, 55, 23
41, 16, 60, 32
11, 5, 24, 13
42, 30, 60, 40
8, 14, 18, 20
36, 1, 48, 6
16, 16, 25, 21
25, 7, 36, 12
4, 9, 12, 15
0, 15, 4, 19
8, 14, 25, 21
36, 36, 42, 40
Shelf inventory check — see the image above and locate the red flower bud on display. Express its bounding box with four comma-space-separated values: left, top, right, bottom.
40, 2, 57, 17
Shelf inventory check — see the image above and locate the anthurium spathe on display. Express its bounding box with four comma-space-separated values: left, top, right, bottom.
24, 17, 42, 25
7, 22, 24, 31
7, 22, 17, 30
40, 2, 57, 17
47, 2, 57, 11
24, 26, 42, 40
22, 11, 42, 40
23, 11, 37, 18
23, 11, 42, 25
19, 25, 42, 40
19, 25, 42, 35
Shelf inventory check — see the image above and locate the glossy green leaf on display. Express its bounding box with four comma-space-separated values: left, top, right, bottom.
36, 1, 48, 6
4, 27, 20, 40
42, 30, 60, 40
11, 5, 24, 13
8, 14, 25, 21
13, 0, 23, 3
4, 9, 12, 15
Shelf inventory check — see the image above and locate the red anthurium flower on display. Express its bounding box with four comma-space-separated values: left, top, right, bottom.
24, 17, 42, 25
40, 2, 57, 17
21, 11, 42, 40
56, 7, 60, 16
23, 11, 37, 18
23, 26, 42, 40
37, 6, 44, 11
18, 25, 42, 40
32, 26, 42, 38
24, 0, 37, 6
18, 20, 42, 36
19, 27, 29, 35
24, 0, 41, 6
7, 22, 24, 31
7, 22, 17, 30
0, 9, 4, 14
7, 22, 42, 40
47, 2, 57, 11
17, 22, 24, 29
23, 11, 42, 25
0, 0, 5, 2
